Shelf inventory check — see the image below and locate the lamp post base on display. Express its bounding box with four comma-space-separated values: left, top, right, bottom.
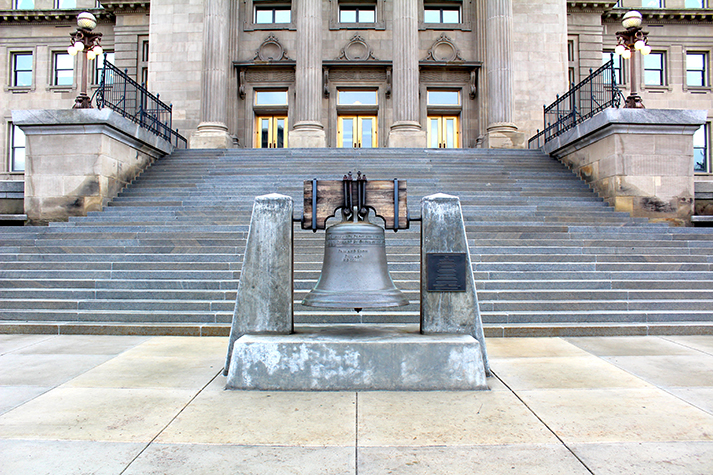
624, 93, 645, 109
72, 93, 92, 109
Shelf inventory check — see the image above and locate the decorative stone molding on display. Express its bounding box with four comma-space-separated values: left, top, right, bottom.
337, 35, 378, 61
423, 34, 464, 63
253, 35, 291, 62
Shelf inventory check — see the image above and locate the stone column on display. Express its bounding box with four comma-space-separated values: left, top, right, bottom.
224, 194, 294, 375
420, 193, 489, 372
288, 0, 326, 147
485, 0, 524, 148
387, 0, 427, 148
190, 0, 233, 149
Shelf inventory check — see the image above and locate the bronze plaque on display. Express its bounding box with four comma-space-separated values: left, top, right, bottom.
426, 253, 467, 292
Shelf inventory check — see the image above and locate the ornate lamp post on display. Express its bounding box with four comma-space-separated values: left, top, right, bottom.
614, 10, 651, 109
67, 12, 103, 109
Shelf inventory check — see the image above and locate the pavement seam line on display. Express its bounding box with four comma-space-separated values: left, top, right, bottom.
660, 335, 713, 357
355, 392, 359, 475
118, 367, 224, 474
491, 370, 595, 475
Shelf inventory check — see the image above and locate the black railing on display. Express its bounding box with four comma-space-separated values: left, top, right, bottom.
94, 58, 187, 149
528, 55, 622, 149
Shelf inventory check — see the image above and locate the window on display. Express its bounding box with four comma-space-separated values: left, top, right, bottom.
56, 0, 76, 8
10, 124, 26, 173
339, 5, 376, 23
53, 53, 74, 86
694, 125, 710, 173
338, 90, 377, 105
93, 51, 114, 84
13, 0, 34, 9
424, 5, 460, 24
685, 0, 704, 6
255, 90, 288, 106
255, 5, 291, 24
644, 52, 665, 86
642, 0, 664, 7
12, 53, 33, 88
603, 51, 623, 85
138, 37, 149, 85
686, 53, 706, 87
427, 90, 459, 106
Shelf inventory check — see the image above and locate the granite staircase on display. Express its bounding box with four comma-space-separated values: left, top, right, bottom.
1, 148, 712, 335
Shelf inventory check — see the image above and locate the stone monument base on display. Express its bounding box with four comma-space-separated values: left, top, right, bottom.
226, 325, 488, 391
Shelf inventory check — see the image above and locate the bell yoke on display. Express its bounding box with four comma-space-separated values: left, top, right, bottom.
302, 171, 409, 311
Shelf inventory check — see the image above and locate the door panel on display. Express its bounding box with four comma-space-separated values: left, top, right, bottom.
427, 116, 459, 148
338, 115, 377, 148
256, 116, 288, 148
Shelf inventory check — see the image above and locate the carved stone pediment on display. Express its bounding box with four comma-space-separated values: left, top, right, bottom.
423, 33, 464, 62
254, 34, 291, 62
337, 35, 378, 61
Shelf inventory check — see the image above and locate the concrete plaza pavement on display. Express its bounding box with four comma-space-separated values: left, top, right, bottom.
1, 331, 712, 474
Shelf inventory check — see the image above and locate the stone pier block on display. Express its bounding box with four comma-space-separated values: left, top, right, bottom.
226, 325, 488, 391
421, 193, 489, 372
224, 193, 293, 374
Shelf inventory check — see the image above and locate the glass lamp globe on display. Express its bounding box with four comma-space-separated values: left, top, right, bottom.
77, 12, 97, 30
615, 44, 627, 56
641, 45, 652, 55
622, 49, 632, 59
622, 11, 642, 29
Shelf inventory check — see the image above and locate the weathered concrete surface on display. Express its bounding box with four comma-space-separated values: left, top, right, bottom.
420, 193, 489, 372
11, 109, 173, 225
225, 324, 488, 390
542, 109, 707, 226
224, 194, 294, 375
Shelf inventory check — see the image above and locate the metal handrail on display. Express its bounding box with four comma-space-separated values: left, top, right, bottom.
94, 57, 187, 149
528, 55, 621, 149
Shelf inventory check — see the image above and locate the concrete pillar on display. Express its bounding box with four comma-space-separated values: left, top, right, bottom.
190, 0, 233, 149
288, 0, 326, 148
485, 0, 524, 148
224, 193, 294, 375
420, 193, 490, 372
387, 0, 427, 148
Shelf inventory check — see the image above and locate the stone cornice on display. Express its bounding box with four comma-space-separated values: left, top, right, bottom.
0, 9, 113, 24
602, 8, 713, 23
95, 1, 150, 14
567, 1, 619, 13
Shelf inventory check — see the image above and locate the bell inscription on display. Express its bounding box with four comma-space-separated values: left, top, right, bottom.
427, 253, 467, 292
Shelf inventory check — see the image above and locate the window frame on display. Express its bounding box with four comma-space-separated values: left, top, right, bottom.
9, 123, 26, 173
685, 51, 709, 90
13, 0, 34, 9
684, 0, 705, 7
52, 51, 74, 88
339, 5, 376, 24
244, 1, 295, 31
641, 0, 664, 8
603, 50, 625, 86
92, 50, 114, 85
419, 0, 471, 31
56, 0, 77, 8
643, 51, 666, 88
330, 0, 384, 30
9, 51, 34, 90
694, 123, 710, 174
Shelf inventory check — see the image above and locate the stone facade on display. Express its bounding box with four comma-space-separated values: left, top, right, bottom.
1, 1, 711, 172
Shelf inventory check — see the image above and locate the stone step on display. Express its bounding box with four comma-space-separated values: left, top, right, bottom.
2, 147, 713, 331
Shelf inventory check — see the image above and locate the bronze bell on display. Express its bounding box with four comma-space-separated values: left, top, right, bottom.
302, 215, 409, 311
